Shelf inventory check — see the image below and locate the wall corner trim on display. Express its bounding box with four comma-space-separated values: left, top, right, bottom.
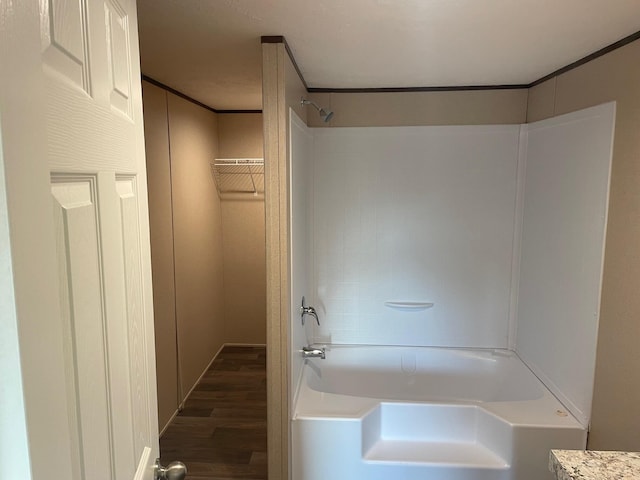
307, 85, 530, 93
529, 29, 640, 87
262, 30, 640, 93
142, 74, 262, 114
261, 35, 309, 91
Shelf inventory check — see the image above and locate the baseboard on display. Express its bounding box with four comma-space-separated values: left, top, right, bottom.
159, 342, 267, 436
178, 343, 227, 410
159, 408, 180, 437
159, 343, 225, 435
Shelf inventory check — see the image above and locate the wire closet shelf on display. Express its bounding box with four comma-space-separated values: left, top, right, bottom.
211, 158, 264, 196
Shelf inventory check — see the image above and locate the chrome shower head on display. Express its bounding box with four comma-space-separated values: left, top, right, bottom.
319, 108, 334, 122
301, 98, 334, 123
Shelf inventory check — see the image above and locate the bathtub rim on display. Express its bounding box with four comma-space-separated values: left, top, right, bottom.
293, 344, 585, 430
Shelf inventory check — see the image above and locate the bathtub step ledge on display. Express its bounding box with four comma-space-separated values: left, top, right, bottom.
364, 439, 510, 469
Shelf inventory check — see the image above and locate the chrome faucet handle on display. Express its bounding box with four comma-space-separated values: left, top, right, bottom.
300, 296, 320, 325
302, 306, 319, 325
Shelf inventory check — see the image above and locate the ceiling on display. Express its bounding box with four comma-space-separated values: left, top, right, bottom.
137, 0, 640, 111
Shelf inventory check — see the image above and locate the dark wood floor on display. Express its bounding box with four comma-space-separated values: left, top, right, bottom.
160, 345, 267, 480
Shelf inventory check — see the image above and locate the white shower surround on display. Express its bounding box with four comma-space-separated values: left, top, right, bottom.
290, 102, 615, 432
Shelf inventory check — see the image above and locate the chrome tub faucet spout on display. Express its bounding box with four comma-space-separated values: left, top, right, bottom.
302, 345, 326, 360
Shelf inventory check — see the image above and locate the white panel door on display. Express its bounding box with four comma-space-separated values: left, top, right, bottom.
0, 0, 160, 479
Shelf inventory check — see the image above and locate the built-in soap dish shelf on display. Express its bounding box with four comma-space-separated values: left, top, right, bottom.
384, 302, 434, 311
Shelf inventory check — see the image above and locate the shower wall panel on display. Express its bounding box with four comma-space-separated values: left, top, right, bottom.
516, 103, 615, 427
311, 125, 521, 347
290, 110, 315, 403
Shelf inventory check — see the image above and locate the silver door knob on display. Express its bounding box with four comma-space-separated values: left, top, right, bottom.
155, 458, 187, 480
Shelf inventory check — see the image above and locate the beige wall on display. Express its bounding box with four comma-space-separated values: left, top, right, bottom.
142, 82, 178, 430
143, 82, 226, 431
286, 60, 308, 124
167, 93, 226, 397
263, 41, 309, 480
220, 200, 266, 342
218, 113, 264, 157
307, 89, 528, 126
218, 113, 267, 344
526, 39, 640, 451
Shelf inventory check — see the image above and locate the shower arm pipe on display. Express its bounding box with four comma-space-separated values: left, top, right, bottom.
301, 97, 334, 122
301, 98, 322, 111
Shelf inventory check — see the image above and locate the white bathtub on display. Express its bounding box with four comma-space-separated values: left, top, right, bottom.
292, 345, 586, 480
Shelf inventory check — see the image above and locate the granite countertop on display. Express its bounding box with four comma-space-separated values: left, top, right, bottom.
550, 449, 640, 479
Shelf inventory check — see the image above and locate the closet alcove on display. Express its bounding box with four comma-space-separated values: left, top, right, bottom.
142, 80, 266, 431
